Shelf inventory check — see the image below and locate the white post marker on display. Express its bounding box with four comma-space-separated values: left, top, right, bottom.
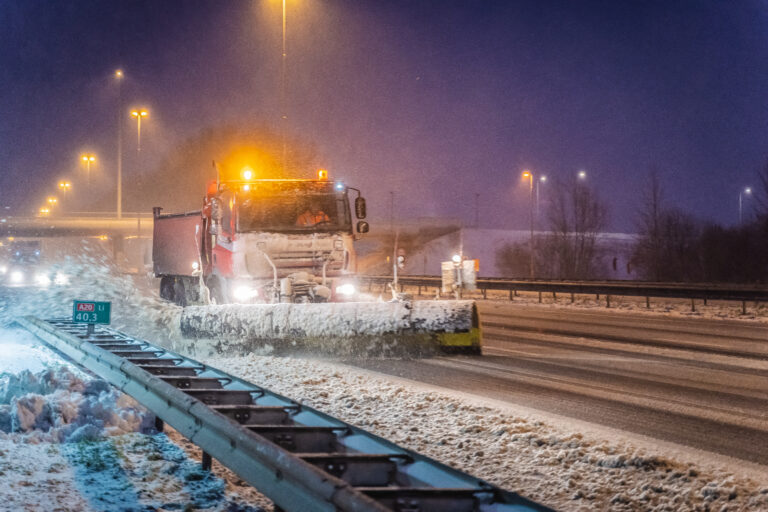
72, 300, 111, 336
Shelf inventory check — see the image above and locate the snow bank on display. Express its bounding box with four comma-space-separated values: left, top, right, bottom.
203, 354, 768, 511
0, 366, 154, 443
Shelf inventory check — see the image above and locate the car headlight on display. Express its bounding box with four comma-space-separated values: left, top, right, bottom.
36, 273, 51, 286
10, 270, 23, 283
0, 265, 6, 274
335, 283, 356, 296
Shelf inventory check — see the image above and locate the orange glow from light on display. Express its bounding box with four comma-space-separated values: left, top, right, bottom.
242, 184, 251, 191
522, 170, 531, 179
39, 207, 50, 215
47, 197, 58, 205
317, 169, 328, 180
242, 167, 254, 180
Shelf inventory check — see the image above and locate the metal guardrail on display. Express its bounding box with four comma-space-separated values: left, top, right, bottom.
17, 316, 552, 512
360, 275, 768, 311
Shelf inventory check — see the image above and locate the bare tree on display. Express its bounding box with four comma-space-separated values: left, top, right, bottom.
632, 171, 701, 281
544, 176, 608, 279
633, 170, 664, 280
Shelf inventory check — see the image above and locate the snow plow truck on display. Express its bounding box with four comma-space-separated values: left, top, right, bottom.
152, 167, 481, 352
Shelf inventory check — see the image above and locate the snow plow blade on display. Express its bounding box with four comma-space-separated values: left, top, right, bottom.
180, 300, 481, 353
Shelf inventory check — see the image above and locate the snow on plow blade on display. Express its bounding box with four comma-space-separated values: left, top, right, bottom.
180, 300, 481, 353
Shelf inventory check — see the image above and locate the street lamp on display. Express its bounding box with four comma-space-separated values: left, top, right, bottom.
577, 170, 587, 180
522, 170, 535, 279
47, 197, 58, 206
536, 175, 547, 220
281, 0, 287, 170
739, 187, 752, 224
130, 108, 149, 152
115, 69, 124, 219
81, 154, 96, 188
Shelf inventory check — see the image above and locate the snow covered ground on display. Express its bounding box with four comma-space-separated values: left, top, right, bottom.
202, 353, 768, 512
1, 239, 767, 510
0, 323, 263, 511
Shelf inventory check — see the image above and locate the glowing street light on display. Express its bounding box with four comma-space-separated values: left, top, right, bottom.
130, 108, 149, 152
739, 186, 752, 224
81, 154, 96, 188
115, 69, 124, 219
39, 207, 50, 216
58, 181, 72, 192
521, 170, 535, 279
47, 197, 58, 206
577, 170, 587, 180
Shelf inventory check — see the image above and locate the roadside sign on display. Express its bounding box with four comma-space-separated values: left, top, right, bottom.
72, 300, 111, 325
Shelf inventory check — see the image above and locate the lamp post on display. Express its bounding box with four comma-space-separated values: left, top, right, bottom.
522, 170, 535, 279
739, 187, 752, 224
536, 175, 547, 221
280, 0, 288, 170
58, 181, 72, 213
115, 69, 124, 219
577, 170, 587, 180
130, 109, 149, 153
81, 154, 96, 191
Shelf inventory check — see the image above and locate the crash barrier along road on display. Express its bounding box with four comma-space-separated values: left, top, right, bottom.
16, 316, 551, 512
361, 276, 768, 312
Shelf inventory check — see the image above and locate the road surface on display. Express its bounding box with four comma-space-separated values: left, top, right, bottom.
344, 302, 768, 465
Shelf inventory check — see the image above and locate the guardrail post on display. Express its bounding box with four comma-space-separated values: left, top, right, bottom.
691, 299, 696, 312
482, 288, 487, 299
552, 292, 557, 301
418, 285, 422, 296
154, 416, 164, 433
606, 295, 611, 308
596, 293, 600, 301
703, 298, 708, 306
509, 289, 514, 301
538, 291, 542, 303
742, 301, 747, 315
202, 451, 212, 471
646, 296, 650, 308
570, 293, 575, 303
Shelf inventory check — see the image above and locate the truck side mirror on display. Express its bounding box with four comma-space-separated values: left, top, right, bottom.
355, 197, 367, 219
356, 220, 369, 234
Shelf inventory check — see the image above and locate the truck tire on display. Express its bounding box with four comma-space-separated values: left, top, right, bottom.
173, 279, 187, 307
206, 277, 227, 305
160, 277, 175, 302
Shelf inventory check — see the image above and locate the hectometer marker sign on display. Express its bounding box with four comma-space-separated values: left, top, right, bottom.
72, 301, 111, 325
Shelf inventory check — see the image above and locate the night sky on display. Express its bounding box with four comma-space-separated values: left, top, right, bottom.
1, 0, 767, 231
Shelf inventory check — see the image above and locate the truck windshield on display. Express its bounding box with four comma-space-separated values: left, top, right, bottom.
237, 191, 351, 233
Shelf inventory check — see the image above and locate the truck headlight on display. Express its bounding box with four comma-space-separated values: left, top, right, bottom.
335, 283, 356, 296
10, 270, 23, 283
233, 285, 259, 302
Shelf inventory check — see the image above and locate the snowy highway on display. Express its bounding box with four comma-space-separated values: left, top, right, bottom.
343, 303, 768, 465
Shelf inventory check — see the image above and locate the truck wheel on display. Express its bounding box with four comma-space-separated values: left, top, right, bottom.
173, 279, 187, 307
160, 277, 175, 302
206, 277, 226, 304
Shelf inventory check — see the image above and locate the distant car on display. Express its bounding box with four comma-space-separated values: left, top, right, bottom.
0, 240, 68, 287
